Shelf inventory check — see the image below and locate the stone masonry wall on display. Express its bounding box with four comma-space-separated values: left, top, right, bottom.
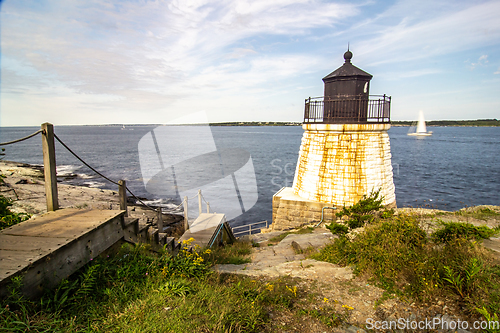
292, 123, 396, 207
269, 187, 336, 231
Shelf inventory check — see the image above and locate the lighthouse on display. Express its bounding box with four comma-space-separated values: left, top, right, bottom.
271, 50, 396, 230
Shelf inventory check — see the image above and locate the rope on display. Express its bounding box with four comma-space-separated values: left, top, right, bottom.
0, 128, 193, 216
54, 133, 120, 186
200, 193, 209, 204
124, 185, 158, 212
0, 130, 43, 146
55, 133, 195, 215
54, 133, 163, 212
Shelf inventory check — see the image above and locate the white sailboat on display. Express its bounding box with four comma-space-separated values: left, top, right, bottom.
408, 110, 432, 136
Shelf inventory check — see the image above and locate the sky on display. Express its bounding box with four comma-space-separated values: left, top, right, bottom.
1, 0, 499, 126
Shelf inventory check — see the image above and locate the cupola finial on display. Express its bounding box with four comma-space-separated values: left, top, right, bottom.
344, 44, 352, 63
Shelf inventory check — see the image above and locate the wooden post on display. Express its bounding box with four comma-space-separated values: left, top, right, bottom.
183, 196, 189, 231
157, 209, 163, 232
41, 123, 59, 211
118, 180, 128, 216
198, 189, 202, 216
206, 202, 210, 213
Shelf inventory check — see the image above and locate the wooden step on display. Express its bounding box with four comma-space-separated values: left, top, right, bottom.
158, 232, 167, 245
147, 228, 159, 243
164, 237, 176, 252
122, 217, 139, 232
122, 217, 139, 244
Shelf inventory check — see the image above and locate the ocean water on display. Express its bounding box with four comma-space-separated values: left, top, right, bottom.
1, 125, 499, 226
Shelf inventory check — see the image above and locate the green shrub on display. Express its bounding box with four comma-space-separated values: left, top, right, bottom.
331, 189, 384, 233
326, 222, 348, 236
432, 221, 498, 243
315, 214, 500, 312
0, 195, 30, 230
161, 238, 211, 279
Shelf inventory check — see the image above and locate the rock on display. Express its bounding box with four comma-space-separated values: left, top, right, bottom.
291, 240, 302, 253
345, 325, 366, 333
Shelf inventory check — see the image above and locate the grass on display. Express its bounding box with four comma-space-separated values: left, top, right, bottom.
207, 239, 252, 265
1, 241, 258, 332
2, 238, 337, 332
3, 186, 499, 331
1, 235, 360, 332
314, 213, 500, 321
456, 207, 500, 220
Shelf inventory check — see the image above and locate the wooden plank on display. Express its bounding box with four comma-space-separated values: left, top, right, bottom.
0, 235, 71, 252
1, 210, 123, 234
0, 250, 44, 267
2, 220, 103, 238
0, 250, 42, 279
178, 227, 217, 248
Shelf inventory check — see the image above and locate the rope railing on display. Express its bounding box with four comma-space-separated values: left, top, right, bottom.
1, 125, 212, 228
54, 133, 119, 186
0, 129, 43, 146
53, 132, 184, 214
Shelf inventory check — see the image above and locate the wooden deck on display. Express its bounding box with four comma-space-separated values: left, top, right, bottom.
0, 208, 126, 299
178, 213, 235, 248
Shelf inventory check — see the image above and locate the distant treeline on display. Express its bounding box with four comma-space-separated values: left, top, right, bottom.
209, 121, 301, 126
210, 120, 500, 127
392, 119, 500, 127
103, 120, 499, 127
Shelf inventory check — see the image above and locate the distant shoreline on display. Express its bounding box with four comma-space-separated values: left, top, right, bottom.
390, 119, 500, 127
210, 119, 500, 127
2, 119, 499, 128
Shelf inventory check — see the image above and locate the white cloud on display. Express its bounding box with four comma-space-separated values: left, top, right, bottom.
2, 0, 500, 125
469, 54, 489, 70
353, 1, 500, 66
2, 0, 357, 92
1, 0, 361, 125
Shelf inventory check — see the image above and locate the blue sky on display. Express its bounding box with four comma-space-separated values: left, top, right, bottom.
1, 0, 499, 126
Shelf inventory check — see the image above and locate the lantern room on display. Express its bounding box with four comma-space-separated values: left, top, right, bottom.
304, 50, 390, 124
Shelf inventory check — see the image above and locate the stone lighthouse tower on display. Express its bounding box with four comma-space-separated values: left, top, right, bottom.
271, 50, 396, 230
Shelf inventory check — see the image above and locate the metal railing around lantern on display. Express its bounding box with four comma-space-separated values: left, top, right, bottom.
304, 94, 391, 124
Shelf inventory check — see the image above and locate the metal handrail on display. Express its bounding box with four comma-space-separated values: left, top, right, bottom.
304, 95, 391, 124
232, 220, 269, 236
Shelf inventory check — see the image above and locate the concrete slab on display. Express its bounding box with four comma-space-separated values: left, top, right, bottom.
189, 213, 226, 233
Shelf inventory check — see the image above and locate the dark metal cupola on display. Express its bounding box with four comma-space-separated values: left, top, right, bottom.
304, 49, 390, 124
322, 49, 373, 100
